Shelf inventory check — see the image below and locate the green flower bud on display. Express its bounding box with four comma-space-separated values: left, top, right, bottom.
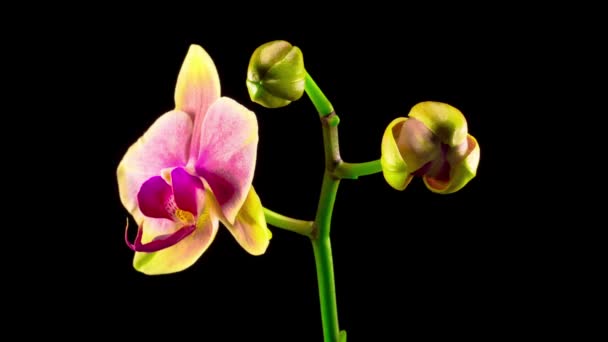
381, 101, 480, 194
246, 40, 306, 108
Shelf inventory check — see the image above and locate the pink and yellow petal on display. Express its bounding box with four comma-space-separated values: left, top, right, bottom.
117, 110, 193, 223
424, 134, 480, 194
381, 117, 413, 191
396, 117, 442, 172
174, 44, 221, 120
195, 97, 258, 223
222, 187, 271, 256
133, 196, 219, 275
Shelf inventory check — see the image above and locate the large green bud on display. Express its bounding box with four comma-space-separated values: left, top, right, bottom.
246, 40, 306, 108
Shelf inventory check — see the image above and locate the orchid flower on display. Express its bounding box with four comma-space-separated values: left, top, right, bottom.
117, 45, 271, 275
381, 101, 480, 194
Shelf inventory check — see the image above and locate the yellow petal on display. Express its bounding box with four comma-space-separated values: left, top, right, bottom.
408, 101, 468, 147
174, 44, 221, 120
381, 117, 413, 190
222, 187, 271, 255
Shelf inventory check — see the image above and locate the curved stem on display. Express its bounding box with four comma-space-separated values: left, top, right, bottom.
312, 171, 341, 341
334, 159, 382, 179
305, 73, 334, 117
305, 72, 345, 341
263, 207, 314, 237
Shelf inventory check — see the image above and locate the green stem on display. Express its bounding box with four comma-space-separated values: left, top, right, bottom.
313, 171, 341, 341
305, 72, 346, 341
334, 160, 383, 179
263, 207, 314, 237
305, 73, 334, 117
311, 106, 344, 341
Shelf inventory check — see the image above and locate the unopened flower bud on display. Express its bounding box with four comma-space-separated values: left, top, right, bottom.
246, 40, 306, 108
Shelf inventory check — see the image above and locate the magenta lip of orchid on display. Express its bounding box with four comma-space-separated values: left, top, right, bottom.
125, 167, 203, 252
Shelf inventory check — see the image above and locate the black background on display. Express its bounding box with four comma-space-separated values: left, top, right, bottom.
31, 13, 549, 341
